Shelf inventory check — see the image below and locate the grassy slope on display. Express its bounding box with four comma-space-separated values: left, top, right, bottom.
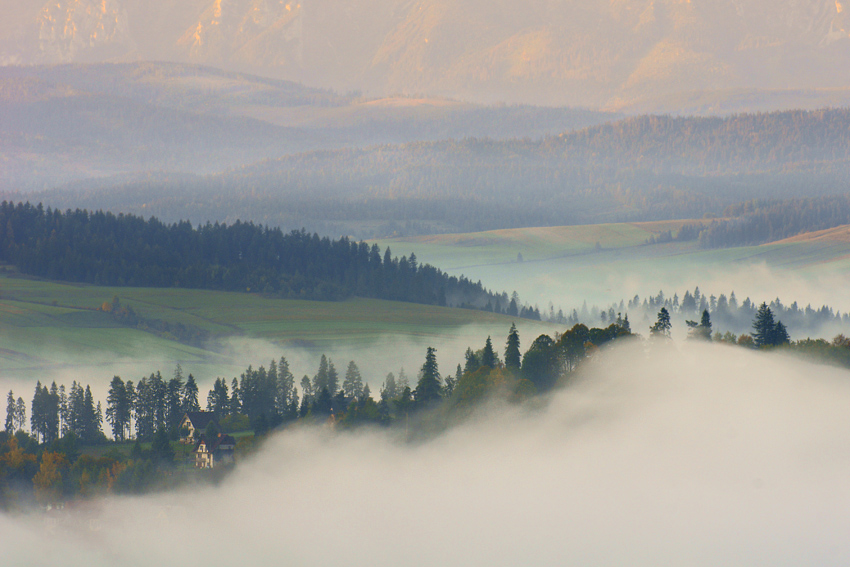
0, 272, 542, 379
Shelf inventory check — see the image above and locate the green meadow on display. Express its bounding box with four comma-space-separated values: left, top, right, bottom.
0, 271, 548, 387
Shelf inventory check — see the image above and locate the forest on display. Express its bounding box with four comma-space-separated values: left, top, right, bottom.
12, 108, 850, 238
0, 202, 525, 314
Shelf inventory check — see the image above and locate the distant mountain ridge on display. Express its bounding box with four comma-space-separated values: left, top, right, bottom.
13, 108, 850, 238
2, 0, 849, 109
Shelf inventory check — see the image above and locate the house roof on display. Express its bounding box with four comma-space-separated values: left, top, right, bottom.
195, 434, 236, 453
183, 412, 218, 430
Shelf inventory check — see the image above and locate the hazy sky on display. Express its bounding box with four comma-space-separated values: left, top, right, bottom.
4, 341, 850, 566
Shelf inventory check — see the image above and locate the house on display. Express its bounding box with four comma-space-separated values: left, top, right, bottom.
179, 412, 219, 443
194, 433, 236, 469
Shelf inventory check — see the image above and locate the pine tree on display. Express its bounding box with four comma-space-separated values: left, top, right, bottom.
463, 348, 480, 374
650, 307, 672, 338
415, 347, 441, 405
313, 355, 329, 394
327, 359, 339, 396
276, 357, 295, 414
752, 303, 776, 347
15, 397, 25, 433
382, 372, 397, 401
773, 320, 790, 345
481, 336, 496, 368
166, 377, 183, 433
505, 324, 521, 370
342, 361, 364, 400
229, 377, 241, 415
5, 390, 15, 433
106, 376, 130, 442
183, 374, 200, 413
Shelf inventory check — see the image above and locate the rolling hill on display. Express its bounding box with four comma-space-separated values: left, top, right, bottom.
17, 108, 850, 238
0, 62, 616, 190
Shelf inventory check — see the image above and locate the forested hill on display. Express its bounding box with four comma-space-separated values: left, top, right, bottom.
22, 108, 850, 238
0, 202, 504, 310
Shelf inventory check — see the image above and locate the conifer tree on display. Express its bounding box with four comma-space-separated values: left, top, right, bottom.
327, 359, 339, 396
229, 377, 241, 415
382, 372, 398, 401
463, 348, 480, 374
415, 347, 441, 405
15, 397, 25, 433
183, 374, 200, 413
106, 376, 131, 442
752, 303, 776, 347
342, 361, 364, 400
505, 324, 521, 370
481, 336, 496, 368
5, 390, 15, 433
276, 357, 295, 414
650, 307, 672, 338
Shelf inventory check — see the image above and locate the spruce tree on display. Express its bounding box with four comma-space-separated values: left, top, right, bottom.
481, 336, 496, 368
106, 376, 130, 441
15, 397, 25, 433
327, 360, 339, 396
183, 375, 200, 412
650, 307, 672, 338
463, 348, 480, 374
5, 390, 15, 433
415, 347, 441, 405
752, 303, 776, 347
342, 361, 364, 400
505, 324, 521, 370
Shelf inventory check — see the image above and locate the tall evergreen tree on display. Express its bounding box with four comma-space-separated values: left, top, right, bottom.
166, 376, 184, 433
650, 307, 672, 338
505, 324, 522, 371
276, 357, 296, 414
183, 374, 200, 413
5, 390, 15, 433
415, 347, 441, 406
463, 348, 480, 374
381, 373, 398, 401
481, 336, 497, 368
313, 355, 329, 395
106, 376, 131, 442
229, 378, 241, 415
342, 361, 365, 400
752, 303, 776, 347
15, 397, 25, 433
327, 360, 339, 396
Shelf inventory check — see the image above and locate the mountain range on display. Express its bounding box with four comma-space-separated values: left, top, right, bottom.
3, 0, 850, 108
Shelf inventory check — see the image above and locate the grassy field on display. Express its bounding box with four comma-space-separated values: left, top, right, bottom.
0, 271, 553, 396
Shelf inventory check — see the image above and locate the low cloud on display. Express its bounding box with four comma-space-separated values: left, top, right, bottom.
3, 341, 850, 565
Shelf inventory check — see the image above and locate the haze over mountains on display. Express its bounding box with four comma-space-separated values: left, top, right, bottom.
3, 0, 850, 110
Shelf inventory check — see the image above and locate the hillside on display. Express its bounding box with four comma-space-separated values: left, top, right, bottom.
19, 108, 850, 237
0, 271, 549, 394
1, 0, 849, 109
0, 63, 616, 190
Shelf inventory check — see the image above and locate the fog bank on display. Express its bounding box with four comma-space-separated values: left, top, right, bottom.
4, 342, 850, 566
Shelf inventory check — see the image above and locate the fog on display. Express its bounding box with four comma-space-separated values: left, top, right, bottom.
4, 341, 850, 565
0, 320, 555, 420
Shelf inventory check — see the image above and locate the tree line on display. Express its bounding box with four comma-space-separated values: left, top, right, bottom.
0, 201, 515, 313
7, 310, 850, 508
558, 286, 850, 340
0, 319, 633, 508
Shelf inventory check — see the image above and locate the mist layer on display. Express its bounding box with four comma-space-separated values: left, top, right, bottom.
3, 342, 850, 566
